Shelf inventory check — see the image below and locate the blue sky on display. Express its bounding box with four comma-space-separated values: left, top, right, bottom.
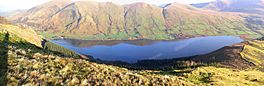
0, 0, 215, 12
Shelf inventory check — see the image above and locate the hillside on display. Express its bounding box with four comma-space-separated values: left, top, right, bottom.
192, 0, 264, 15
1, 24, 264, 85
185, 38, 264, 70
0, 22, 193, 85
0, 15, 264, 85
11, 0, 263, 40
192, 0, 264, 36
110, 38, 264, 73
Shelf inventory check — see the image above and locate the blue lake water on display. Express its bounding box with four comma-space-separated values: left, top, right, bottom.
52, 36, 244, 63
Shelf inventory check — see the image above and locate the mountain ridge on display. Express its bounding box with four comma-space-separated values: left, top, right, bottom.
1, 15, 264, 85
192, 0, 264, 15
11, 0, 263, 40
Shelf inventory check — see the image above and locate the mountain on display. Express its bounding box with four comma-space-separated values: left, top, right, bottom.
11, 0, 263, 40
1, 16, 264, 85
191, 0, 264, 37
0, 16, 264, 86
192, 0, 264, 15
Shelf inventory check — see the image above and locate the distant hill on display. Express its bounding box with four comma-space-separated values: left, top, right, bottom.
192, 0, 264, 37
0, 16, 10, 24
192, 0, 264, 15
11, 0, 263, 40
0, 10, 26, 18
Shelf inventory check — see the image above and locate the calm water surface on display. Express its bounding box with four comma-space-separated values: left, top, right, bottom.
52, 36, 244, 63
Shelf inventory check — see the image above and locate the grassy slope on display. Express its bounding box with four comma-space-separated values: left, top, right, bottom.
1, 24, 264, 85
164, 3, 260, 39
185, 66, 264, 86
0, 24, 43, 47
0, 24, 190, 85
241, 40, 264, 66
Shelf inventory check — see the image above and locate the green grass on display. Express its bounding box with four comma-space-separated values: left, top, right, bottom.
2, 23, 264, 85
37, 32, 57, 39
1, 34, 190, 85
184, 67, 264, 86
240, 41, 264, 66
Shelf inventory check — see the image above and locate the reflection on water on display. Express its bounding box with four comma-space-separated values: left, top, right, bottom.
52, 36, 244, 63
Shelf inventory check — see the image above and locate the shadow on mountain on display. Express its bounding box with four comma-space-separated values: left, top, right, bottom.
0, 33, 9, 85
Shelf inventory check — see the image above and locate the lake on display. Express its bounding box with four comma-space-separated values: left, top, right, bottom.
51, 36, 244, 63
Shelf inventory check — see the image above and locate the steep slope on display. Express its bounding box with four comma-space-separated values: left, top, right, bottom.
163, 3, 259, 38
48, 1, 126, 37
124, 2, 170, 39
192, 0, 264, 36
192, 0, 264, 15
245, 15, 264, 36
12, 0, 263, 40
12, 0, 71, 23
0, 17, 42, 47
240, 40, 264, 66
1, 17, 264, 85
0, 24, 43, 47
0, 21, 192, 85
192, 39, 264, 69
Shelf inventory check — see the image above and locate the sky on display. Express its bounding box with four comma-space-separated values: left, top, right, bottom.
0, 0, 215, 12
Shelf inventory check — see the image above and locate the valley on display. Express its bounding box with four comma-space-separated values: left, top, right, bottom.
1, 0, 264, 85
1, 22, 264, 85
